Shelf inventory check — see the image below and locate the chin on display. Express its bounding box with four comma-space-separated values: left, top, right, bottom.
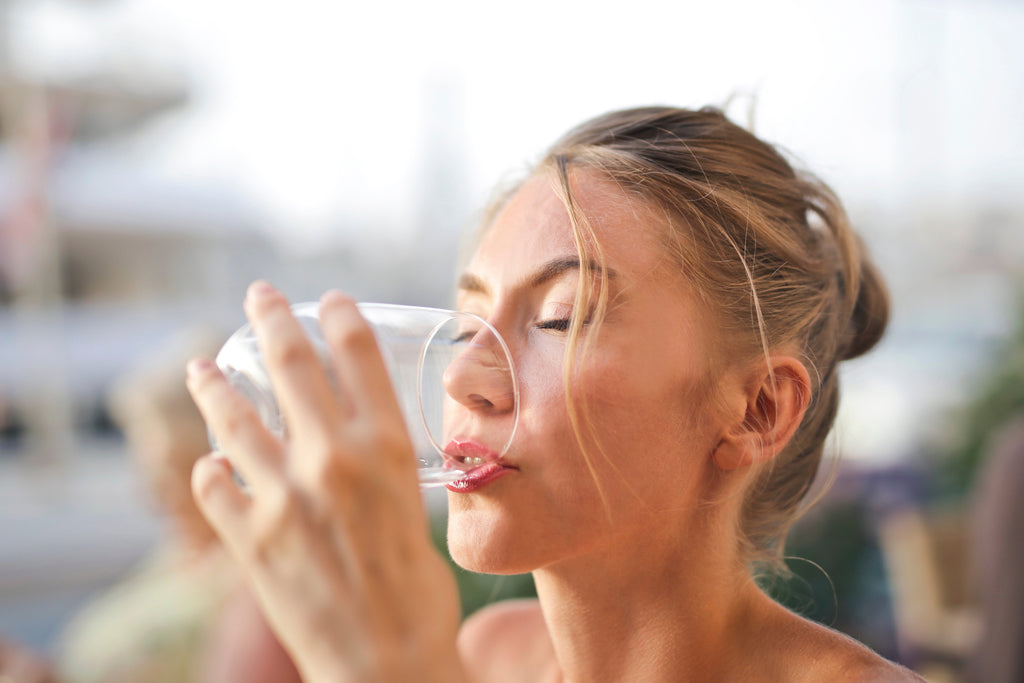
446, 508, 545, 576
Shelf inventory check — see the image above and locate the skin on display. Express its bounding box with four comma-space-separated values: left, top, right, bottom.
121, 397, 302, 682
0, 411, 299, 683
449, 170, 923, 682
188, 286, 464, 682
186, 170, 923, 682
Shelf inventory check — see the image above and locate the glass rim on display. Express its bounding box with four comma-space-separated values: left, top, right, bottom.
416, 308, 520, 468
292, 301, 521, 467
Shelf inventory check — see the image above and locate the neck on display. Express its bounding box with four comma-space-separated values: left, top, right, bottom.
532, 519, 764, 683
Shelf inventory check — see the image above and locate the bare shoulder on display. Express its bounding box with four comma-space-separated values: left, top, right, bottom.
831, 635, 925, 683
831, 643, 925, 683
774, 611, 925, 682
458, 598, 559, 683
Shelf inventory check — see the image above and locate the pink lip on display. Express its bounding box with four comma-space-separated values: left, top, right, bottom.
443, 438, 500, 465
443, 439, 515, 493
445, 463, 513, 492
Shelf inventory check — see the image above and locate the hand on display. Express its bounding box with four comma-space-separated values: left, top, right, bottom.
187, 282, 465, 683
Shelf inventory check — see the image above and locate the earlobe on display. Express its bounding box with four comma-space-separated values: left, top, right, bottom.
712, 357, 811, 471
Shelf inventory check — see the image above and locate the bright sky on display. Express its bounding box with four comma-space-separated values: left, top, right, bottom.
8, 0, 1024, 463
12, 0, 1024, 250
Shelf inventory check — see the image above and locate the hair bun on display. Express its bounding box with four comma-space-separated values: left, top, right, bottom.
842, 252, 890, 361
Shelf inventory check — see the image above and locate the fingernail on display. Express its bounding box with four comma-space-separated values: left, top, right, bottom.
187, 357, 216, 378
247, 280, 276, 301
321, 289, 355, 306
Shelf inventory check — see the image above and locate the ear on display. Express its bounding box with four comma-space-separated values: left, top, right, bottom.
713, 356, 812, 471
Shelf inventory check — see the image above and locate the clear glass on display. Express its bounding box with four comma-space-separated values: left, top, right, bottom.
209, 302, 519, 488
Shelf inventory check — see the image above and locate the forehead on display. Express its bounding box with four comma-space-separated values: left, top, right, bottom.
468, 169, 667, 284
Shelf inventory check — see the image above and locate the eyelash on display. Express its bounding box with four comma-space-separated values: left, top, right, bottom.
452, 331, 476, 343
452, 319, 570, 344
535, 318, 572, 332
454, 314, 585, 340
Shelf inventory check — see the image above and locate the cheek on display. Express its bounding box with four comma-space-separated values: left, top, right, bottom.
513, 340, 575, 437
574, 351, 717, 491
577, 349, 666, 424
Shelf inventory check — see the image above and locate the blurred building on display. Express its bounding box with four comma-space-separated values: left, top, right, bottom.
0, 1, 465, 456
0, 2, 468, 652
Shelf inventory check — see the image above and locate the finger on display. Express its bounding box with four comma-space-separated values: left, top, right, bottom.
191, 453, 251, 555
243, 281, 344, 444
318, 290, 404, 420
186, 357, 285, 491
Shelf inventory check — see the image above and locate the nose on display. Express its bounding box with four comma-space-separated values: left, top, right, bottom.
442, 328, 516, 414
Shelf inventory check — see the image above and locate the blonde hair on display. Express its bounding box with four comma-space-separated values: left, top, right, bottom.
483, 106, 889, 572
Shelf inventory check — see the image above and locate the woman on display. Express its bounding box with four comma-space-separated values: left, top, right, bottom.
185, 107, 922, 681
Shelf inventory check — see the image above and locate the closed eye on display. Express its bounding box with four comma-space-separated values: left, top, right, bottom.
452, 329, 480, 343
535, 318, 571, 332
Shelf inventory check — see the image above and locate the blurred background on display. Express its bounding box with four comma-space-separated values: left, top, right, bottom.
0, 0, 1021, 681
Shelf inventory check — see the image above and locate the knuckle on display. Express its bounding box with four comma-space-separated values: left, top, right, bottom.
330, 316, 378, 355
249, 486, 300, 560
290, 419, 413, 490
309, 443, 367, 488
367, 417, 412, 454
219, 407, 250, 438
218, 391, 258, 437
191, 459, 222, 501
266, 335, 316, 370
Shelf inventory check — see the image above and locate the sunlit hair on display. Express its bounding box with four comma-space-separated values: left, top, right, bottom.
475, 106, 889, 573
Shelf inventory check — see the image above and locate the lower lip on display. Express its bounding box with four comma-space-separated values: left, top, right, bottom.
445, 462, 514, 493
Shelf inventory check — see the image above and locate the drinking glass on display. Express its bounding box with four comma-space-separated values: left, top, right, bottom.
209, 302, 519, 488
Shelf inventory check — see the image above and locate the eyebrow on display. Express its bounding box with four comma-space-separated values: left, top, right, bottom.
457, 257, 616, 296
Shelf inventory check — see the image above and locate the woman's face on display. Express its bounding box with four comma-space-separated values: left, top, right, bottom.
445, 169, 733, 575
